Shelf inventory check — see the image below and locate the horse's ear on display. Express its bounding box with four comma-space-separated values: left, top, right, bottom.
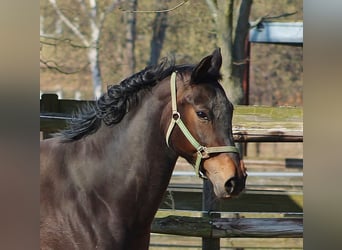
191, 48, 222, 83
209, 48, 222, 74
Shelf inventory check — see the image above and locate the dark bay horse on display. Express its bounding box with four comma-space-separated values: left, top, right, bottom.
40, 48, 247, 249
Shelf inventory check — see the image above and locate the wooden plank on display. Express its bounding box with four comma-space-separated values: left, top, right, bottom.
170, 158, 303, 192
40, 113, 70, 133
58, 99, 89, 114
211, 217, 303, 238
160, 191, 303, 213
151, 216, 303, 238
232, 105, 303, 142
233, 106, 303, 128
150, 234, 303, 249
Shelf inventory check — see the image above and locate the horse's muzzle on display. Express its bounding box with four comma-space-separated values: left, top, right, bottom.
224, 175, 246, 197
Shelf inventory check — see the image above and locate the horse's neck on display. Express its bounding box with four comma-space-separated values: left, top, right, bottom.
109, 86, 178, 174
69, 81, 178, 210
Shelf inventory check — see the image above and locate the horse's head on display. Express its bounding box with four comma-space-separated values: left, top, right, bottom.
163, 48, 247, 199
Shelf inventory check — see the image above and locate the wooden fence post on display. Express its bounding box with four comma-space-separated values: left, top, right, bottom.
202, 179, 220, 250
40, 93, 59, 139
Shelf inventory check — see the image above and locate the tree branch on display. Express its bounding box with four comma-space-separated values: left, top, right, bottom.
40, 35, 91, 49
250, 11, 298, 29
75, 0, 96, 24
40, 58, 89, 74
99, 0, 122, 31
122, 0, 188, 13
204, 0, 218, 21
104, 0, 122, 14
48, 0, 90, 47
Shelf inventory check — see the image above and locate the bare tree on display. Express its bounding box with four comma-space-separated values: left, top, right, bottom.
44, 0, 121, 99
124, 0, 184, 67
148, 0, 169, 66
205, 0, 253, 104
122, 0, 137, 75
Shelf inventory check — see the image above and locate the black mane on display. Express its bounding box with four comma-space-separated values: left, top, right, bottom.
60, 59, 194, 141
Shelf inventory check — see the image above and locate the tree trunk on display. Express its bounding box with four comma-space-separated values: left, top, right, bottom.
89, 7, 102, 99
215, 0, 242, 104
206, 0, 252, 105
232, 0, 253, 105
149, 1, 169, 66
123, 0, 137, 75
88, 46, 102, 99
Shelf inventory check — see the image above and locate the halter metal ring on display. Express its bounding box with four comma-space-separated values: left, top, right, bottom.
172, 111, 181, 121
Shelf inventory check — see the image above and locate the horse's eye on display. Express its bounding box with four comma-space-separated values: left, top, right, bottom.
196, 111, 209, 120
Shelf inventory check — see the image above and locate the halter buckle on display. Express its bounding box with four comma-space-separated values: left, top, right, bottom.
197, 146, 210, 159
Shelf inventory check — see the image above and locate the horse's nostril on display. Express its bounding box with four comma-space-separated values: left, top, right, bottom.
225, 177, 237, 195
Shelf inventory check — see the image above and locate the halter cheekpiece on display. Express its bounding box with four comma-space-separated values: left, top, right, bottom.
165, 71, 240, 178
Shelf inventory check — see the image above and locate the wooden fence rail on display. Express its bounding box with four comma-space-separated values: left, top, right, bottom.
151, 216, 303, 238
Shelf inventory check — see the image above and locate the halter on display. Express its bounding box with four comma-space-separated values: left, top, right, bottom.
165, 71, 240, 178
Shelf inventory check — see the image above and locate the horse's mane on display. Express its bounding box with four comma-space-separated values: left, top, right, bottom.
60, 59, 194, 141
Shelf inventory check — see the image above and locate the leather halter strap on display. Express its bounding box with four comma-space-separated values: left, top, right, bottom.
165, 71, 239, 178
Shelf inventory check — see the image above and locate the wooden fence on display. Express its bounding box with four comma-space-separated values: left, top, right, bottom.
40, 93, 303, 249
